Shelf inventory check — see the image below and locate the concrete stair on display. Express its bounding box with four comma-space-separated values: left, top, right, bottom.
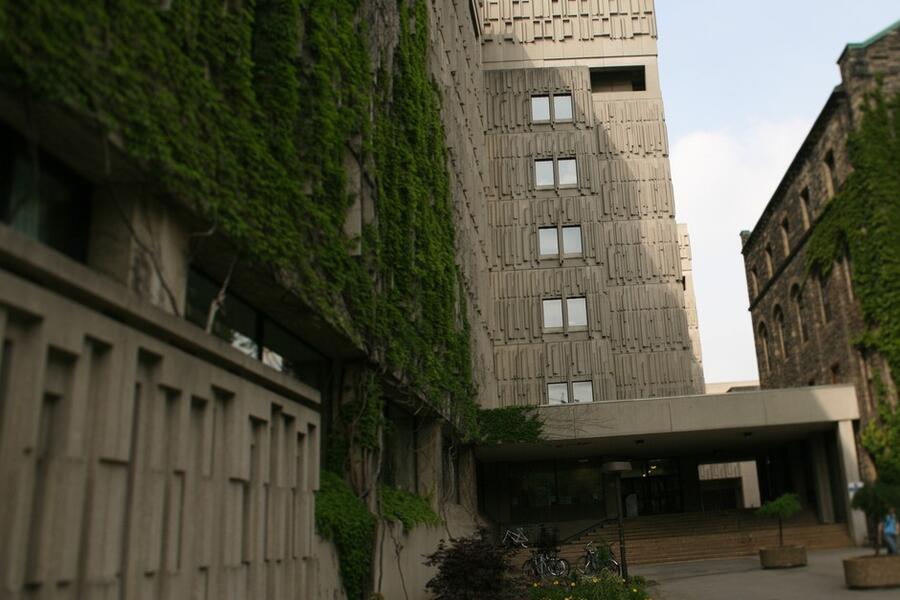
555, 510, 853, 566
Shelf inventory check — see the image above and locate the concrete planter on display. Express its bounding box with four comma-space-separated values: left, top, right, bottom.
759, 546, 807, 568
843, 555, 900, 589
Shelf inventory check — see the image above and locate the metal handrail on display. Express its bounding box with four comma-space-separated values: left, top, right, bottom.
560, 517, 619, 545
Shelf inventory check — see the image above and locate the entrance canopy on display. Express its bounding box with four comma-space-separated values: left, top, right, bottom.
476, 385, 859, 462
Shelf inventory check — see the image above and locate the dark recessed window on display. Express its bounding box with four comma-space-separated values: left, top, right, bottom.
0, 125, 92, 261
590, 66, 647, 93
185, 268, 327, 390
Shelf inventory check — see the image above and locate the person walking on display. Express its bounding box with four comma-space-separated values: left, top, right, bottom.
882, 507, 897, 555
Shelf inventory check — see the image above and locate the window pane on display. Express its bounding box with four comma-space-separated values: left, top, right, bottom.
558, 158, 577, 186
562, 226, 582, 254
531, 96, 551, 122
572, 381, 593, 403
538, 227, 559, 256
553, 94, 573, 121
547, 383, 569, 405
567, 297, 587, 327
542, 298, 563, 328
535, 159, 555, 187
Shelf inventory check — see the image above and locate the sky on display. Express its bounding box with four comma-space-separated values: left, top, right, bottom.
655, 1, 899, 385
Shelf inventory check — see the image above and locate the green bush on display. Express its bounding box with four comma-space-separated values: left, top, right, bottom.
315, 471, 376, 600
380, 485, 441, 530
528, 573, 651, 600
756, 493, 802, 547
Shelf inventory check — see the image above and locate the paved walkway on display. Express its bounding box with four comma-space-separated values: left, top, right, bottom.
632, 548, 899, 600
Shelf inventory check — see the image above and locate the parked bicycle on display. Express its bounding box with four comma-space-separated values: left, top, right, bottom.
579, 540, 621, 577
502, 527, 569, 581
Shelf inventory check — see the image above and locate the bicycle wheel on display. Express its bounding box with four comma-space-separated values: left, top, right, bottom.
600, 558, 621, 578
579, 555, 595, 575
522, 558, 539, 582
551, 557, 569, 577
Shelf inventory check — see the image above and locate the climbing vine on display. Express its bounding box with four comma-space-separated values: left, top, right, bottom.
1, 1, 477, 597
806, 86, 900, 482
380, 485, 442, 529
806, 87, 900, 376
316, 471, 377, 600
478, 406, 544, 444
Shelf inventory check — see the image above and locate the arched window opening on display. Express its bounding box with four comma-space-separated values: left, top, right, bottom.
774, 305, 786, 357
758, 322, 771, 373
791, 285, 808, 342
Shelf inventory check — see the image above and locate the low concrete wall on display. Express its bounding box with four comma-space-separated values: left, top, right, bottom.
375, 505, 479, 600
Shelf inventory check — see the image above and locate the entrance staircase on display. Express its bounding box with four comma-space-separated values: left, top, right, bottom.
557, 510, 853, 565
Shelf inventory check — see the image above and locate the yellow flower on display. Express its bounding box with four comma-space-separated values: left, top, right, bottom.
632, 588, 638, 593
532, 582, 539, 587
553, 580, 559, 585
571, 582, 576, 587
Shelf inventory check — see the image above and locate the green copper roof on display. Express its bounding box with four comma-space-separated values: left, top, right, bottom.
845, 17, 900, 50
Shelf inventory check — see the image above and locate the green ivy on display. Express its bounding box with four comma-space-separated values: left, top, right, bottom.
0, 0, 477, 432
316, 471, 377, 600
806, 87, 900, 378
1, 2, 478, 596
805, 87, 900, 486
478, 406, 544, 444
380, 485, 442, 530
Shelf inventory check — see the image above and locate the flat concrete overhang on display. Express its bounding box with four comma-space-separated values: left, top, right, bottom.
476, 385, 859, 462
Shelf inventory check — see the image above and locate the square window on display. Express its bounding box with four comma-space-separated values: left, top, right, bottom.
553, 94, 573, 121
538, 227, 559, 256
542, 298, 564, 329
567, 297, 587, 327
547, 383, 569, 405
531, 95, 551, 122
557, 158, 577, 186
572, 381, 593, 403
535, 159, 555, 188
562, 226, 582, 254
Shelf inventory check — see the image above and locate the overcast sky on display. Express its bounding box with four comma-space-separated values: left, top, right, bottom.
655, 1, 899, 385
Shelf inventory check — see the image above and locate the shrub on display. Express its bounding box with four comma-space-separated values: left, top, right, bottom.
756, 493, 802, 547
528, 573, 651, 600
424, 529, 525, 600
851, 480, 900, 555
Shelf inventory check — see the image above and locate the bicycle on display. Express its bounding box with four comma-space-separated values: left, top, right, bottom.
503, 527, 569, 581
578, 540, 621, 577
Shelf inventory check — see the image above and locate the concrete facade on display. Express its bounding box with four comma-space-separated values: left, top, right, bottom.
483, 0, 704, 409
740, 20, 900, 480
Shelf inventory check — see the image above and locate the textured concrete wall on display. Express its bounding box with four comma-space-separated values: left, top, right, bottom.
0, 230, 322, 600
481, 0, 657, 67
484, 58, 703, 407
426, 0, 499, 409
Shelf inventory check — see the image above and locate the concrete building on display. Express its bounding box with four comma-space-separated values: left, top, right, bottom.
475, 1, 866, 552
741, 20, 900, 481
0, 2, 880, 599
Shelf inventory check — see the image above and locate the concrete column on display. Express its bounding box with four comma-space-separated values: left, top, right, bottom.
808, 434, 835, 524
88, 185, 190, 315
835, 420, 867, 545
416, 418, 443, 512
788, 442, 809, 506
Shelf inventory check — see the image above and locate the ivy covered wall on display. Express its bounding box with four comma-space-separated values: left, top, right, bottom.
0, 0, 477, 430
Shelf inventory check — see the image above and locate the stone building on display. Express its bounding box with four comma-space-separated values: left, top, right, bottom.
740, 19, 900, 480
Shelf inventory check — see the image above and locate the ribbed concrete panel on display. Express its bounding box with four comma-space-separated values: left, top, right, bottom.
484, 54, 704, 405
0, 270, 320, 600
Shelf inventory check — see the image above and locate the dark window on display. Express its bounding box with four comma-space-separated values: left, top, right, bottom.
0, 125, 92, 261
830, 363, 840, 384
383, 404, 418, 493
800, 187, 811, 229
819, 273, 832, 323
185, 268, 327, 389
590, 66, 646, 93
791, 284, 808, 342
